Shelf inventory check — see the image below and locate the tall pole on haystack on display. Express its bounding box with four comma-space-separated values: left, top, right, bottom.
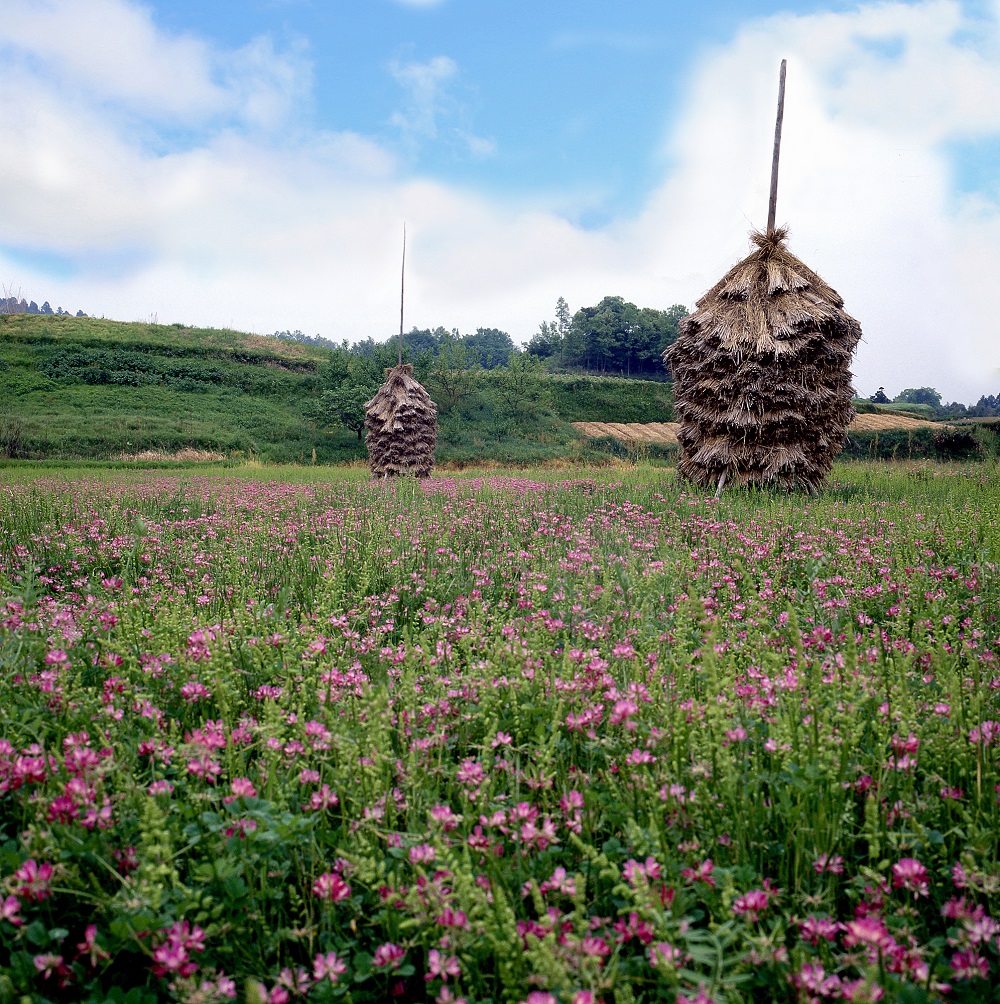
363, 225, 439, 478
713, 57, 788, 499
398, 224, 406, 367
767, 58, 787, 235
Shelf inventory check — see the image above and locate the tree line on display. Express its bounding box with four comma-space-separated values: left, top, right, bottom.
1, 296, 87, 317
869, 386, 1000, 419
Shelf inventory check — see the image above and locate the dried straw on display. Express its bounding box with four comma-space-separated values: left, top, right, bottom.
364, 363, 438, 478
664, 227, 861, 491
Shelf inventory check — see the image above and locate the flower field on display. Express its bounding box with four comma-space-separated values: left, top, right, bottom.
0, 462, 998, 1004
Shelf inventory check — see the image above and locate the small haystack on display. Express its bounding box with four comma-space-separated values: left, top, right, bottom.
664, 226, 861, 492
365, 364, 438, 478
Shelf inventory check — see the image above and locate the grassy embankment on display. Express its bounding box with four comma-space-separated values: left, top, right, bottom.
0, 315, 674, 465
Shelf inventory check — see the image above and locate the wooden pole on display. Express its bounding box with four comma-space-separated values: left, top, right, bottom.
398, 224, 406, 367
767, 59, 787, 234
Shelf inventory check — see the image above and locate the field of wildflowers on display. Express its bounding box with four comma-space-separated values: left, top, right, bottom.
0, 461, 997, 1004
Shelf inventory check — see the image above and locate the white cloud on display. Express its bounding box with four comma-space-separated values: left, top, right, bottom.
388, 55, 458, 142
1, 0, 998, 402
0, 0, 309, 127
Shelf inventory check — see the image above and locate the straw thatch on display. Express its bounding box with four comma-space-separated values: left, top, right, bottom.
663, 227, 861, 492
364, 363, 438, 478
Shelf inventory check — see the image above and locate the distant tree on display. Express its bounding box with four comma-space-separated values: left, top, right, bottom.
318, 382, 371, 439
564, 297, 686, 377
972, 394, 1000, 417
40, 301, 53, 315
314, 344, 399, 439
76, 310, 87, 317
526, 321, 561, 359
402, 326, 449, 357
870, 387, 890, 404
464, 327, 514, 369
554, 296, 571, 337
493, 351, 551, 416
28, 301, 39, 314
893, 387, 942, 408
428, 334, 481, 411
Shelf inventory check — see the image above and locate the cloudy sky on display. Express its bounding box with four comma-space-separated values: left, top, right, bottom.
0, 0, 998, 402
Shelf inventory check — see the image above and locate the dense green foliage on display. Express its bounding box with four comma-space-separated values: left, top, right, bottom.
0, 462, 998, 1003
528, 298, 688, 379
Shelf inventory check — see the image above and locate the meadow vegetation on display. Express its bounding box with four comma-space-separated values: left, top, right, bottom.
0, 460, 997, 1003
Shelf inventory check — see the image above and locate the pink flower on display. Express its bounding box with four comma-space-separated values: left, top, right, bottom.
313, 951, 347, 983
812, 853, 845, 875
229, 777, 257, 799
11, 859, 54, 902
75, 924, 110, 966
33, 953, 68, 981
968, 721, 1000, 746
305, 784, 339, 811
372, 942, 405, 968
843, 916, 893, 950
520, 994, 556, 1004
892, 857, 929, 897
186, 754, 222, 783
312, 872, 351, 902
681, 858, 715, 887
1, 895, 23, 926
409, 843, 436, 864
798, 915, 839, 945
148, 780, 174, 795
429, 804, 463, 830
610, 698, 639, 728
625, 748, 656, 765
579, 936, 611, 958
950, 949, 990, 980
732, 889, 770, 922
425, 949, 461, 982
437, 906, 469, 929
648, 941, 682, 966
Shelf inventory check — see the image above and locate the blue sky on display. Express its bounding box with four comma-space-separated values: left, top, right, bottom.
148, 0, 872, 222
0, 0, 999, 401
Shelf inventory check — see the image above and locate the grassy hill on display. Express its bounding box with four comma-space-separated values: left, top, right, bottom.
0, 314, 676, 464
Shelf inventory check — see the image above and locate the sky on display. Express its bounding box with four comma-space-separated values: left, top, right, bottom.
0, 0, 998, 402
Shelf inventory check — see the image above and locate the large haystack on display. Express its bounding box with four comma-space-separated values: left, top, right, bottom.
664, 227, 861, 492
364, 363, 438, 478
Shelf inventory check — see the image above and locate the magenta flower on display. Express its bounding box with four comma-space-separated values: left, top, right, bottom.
892, 857, 929, 897
843, 916, 893, 950
409, 843, 436, 864
11, 859, 54, 902
648, 941, 682, 966
732, 889, 770, 922
312, 872, 351, 902
950, 949, 990, 980
313, 951, 347, 983
372, 942, 405, 968
33, 953, 68, 980
425, 948, 461, 982
812, 853, 845, 875
579, 936, 611, 958
75, 924, 110, 966
1, 895, 23, 926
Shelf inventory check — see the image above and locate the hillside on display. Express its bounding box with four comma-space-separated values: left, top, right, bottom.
0, 314, 676, 463
0, 314, 355, 462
